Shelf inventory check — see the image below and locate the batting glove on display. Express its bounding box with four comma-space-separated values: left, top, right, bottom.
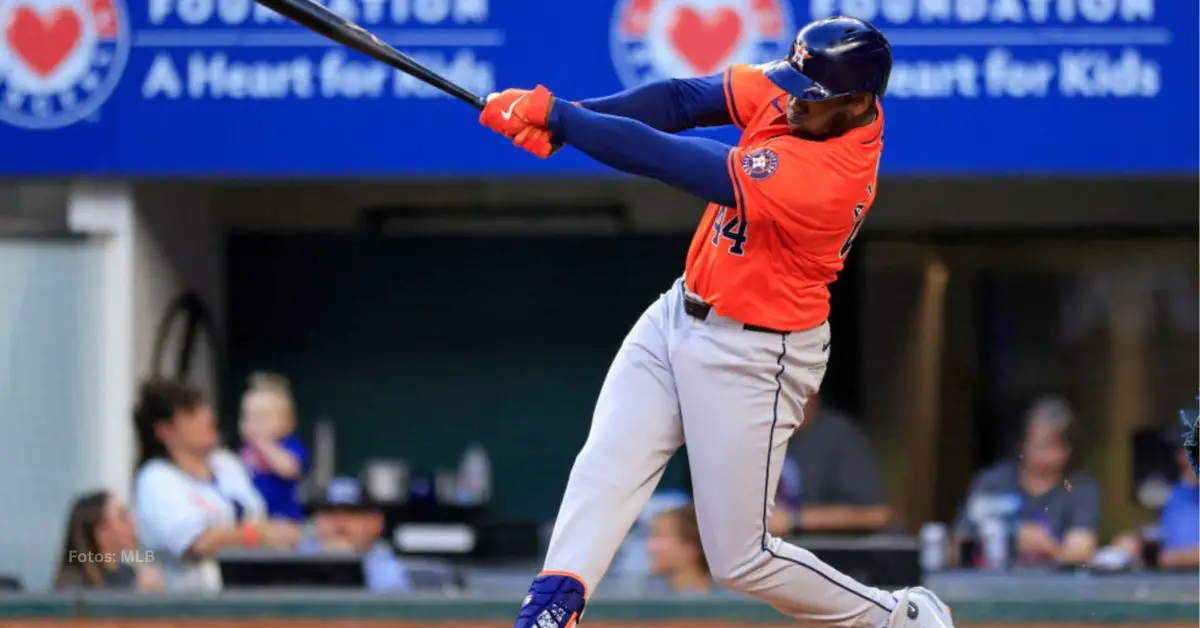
512, 126, 561, 159
479, 88, 536, 139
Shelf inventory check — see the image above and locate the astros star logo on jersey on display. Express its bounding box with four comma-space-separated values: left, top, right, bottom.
610, 0, 794, 89
740, 147, 778, 180
0, 0, 131, 130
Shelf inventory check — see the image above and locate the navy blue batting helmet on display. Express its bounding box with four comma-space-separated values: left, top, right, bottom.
762, 16, 892, 101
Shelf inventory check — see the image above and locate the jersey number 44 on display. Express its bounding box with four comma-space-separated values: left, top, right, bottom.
710, 203, 868, 260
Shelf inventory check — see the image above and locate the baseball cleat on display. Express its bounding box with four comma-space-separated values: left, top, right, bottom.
891, 586, 954, 627
513, 572, 588, 628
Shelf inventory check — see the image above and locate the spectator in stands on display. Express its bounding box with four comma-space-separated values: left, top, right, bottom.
1111, 428, 1199, 569
133, 379, 301, 593
646, 505, 711, 595
953, 396, 1100, 566
53, 490, 162, 591
239, 372, 309, 521
298, 477, 411, 592
769, 393, 892, 536
1156, 428, 1200, 568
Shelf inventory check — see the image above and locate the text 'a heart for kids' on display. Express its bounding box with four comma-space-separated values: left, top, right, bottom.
137, 0, 494, 102
139, 50, 495, 100
889, 47, 1161, 99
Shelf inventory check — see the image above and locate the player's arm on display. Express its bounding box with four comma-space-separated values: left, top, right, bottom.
576, 73, 731, 132
548, 100, 738, 207
576, 65, 766, 132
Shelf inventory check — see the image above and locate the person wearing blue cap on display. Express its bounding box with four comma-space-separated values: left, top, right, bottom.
1157, 418, 1199, 569
298, 477, 412, 592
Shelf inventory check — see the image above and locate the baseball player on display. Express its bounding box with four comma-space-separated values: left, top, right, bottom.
479, 16, 954, 628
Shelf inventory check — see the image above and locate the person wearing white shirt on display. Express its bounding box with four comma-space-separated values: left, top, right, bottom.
132, 379, 301, 593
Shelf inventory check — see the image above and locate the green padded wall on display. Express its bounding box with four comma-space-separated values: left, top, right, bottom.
224, 233, 694, 520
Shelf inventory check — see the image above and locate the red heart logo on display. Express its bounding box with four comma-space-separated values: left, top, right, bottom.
668, 6, 743, 75
5, 6, 83, 78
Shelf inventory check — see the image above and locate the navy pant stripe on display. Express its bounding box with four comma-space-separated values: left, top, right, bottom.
760, 333, 895, 615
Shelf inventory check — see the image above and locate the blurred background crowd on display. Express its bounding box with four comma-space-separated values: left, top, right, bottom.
25, 374, 1200, 597
0, 0, 1197, 617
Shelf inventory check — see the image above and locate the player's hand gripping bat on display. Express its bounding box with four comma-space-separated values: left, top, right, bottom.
252, 0, 486, 109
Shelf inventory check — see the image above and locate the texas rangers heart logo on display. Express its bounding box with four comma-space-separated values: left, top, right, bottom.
0, 0, 131, 130
611, 0, 793, 89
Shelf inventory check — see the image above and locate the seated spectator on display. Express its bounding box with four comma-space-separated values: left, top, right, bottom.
132, 379, 301, 593
646, 505, 711, 595
1111, 429, 1199, 569
298, 477, 411, 593
239, 372, 309, 521
769, 393, 892, 536
53, 490, 162, 591
611, 490, 692, 576
953, 396, 1100, 567
1156, 428, 1199, 568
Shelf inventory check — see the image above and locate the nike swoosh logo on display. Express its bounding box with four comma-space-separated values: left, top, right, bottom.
501, 95, 527, 120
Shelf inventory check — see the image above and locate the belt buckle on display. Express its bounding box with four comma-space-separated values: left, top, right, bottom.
683, 297, 710, 321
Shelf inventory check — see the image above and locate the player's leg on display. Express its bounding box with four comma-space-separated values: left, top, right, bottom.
675, 320, 913, 627
515, 288, 686, 628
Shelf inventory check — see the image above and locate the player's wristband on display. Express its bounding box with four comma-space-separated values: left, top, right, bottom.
240, 523, 261, 547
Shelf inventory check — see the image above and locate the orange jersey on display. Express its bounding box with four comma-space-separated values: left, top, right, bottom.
683, 64, 884, 331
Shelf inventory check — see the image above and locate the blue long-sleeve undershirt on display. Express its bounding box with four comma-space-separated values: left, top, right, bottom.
549, 73, 739, 206
577, 74, 732, 133
548, 104, 738, 208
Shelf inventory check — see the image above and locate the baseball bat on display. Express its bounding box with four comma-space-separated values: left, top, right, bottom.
253, 0, 486, 109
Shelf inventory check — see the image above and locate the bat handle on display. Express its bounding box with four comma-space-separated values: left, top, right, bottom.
440, 81, 485, 109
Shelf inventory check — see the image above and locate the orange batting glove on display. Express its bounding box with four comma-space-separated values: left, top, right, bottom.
480, 85, 561, 157
509, 85, 555, 127
515, 92, 585, 158
479, 88, 534, 138
512, 126, 560, 159
479, 85, 556, 134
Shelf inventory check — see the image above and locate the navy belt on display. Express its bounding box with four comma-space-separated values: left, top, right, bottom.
683, 297, 789, 335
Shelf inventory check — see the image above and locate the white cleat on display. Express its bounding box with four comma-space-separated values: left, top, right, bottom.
890, 586, 954, 628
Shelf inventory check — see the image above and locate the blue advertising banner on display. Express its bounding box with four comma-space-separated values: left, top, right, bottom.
0, 0, 1195, 176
